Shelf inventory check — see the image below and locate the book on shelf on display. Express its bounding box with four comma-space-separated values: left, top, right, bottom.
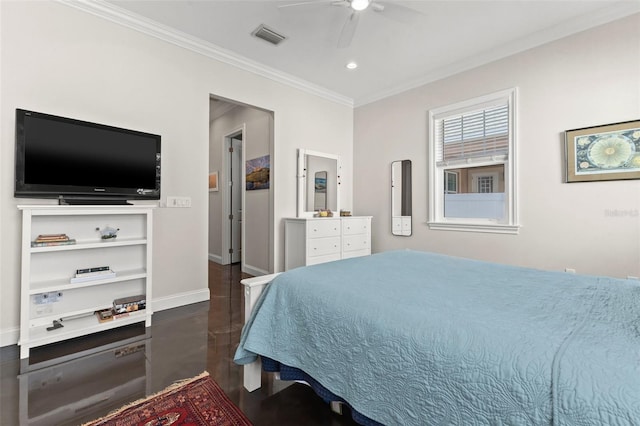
75, 266, 111, 278
31, 239, 76, 247
35, 233, 70, 243
36, 233, 68, 239
95, 308, 114, 323
69, 269, 116, 283
113, 295, 146, 314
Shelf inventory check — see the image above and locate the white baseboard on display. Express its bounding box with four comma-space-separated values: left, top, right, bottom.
152, 288, 211, 313
208, 253, 269, 277
243, 264, 269, 277
0, 289, 211, 348
0, 327, 19, 348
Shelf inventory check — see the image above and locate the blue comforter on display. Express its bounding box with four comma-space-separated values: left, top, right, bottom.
234, 250, 640, 425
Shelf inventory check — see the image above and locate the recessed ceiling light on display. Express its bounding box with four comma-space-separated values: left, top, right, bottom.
350, 0, 370, 11
346, 61, 358, 70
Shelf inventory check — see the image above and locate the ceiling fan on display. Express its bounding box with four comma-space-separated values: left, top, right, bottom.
278, 0, 418, 48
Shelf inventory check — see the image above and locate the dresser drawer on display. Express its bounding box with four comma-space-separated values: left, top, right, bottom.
285, 216, 372, 271
342, 217, 370, 235
342, 234, 370, 253
307, 219, 341, 238
308, 236, 341, 258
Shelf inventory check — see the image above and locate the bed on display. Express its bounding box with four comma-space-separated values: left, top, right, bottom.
234, 250, 640, 425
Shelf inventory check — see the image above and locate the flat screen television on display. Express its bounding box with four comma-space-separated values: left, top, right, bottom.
15, 109, 161, 204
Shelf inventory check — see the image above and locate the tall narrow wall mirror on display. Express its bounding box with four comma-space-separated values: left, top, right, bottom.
391, 160, 412, 236
297, 149, 341, 217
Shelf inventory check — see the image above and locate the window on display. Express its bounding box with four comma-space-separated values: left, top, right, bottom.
444, 170, 458, 194
477, 175, 493, 193
428, 88, 519, 233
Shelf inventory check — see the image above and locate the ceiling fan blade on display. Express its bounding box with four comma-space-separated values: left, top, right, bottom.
371, 2, 385, 12
375, 1, 423, 23
278, 1, 334, 9
337, 11, 359, 48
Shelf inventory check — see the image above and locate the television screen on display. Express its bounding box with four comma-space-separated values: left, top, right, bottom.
15, 109, 161, 203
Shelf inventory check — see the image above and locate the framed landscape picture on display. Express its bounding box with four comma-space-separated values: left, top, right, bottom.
246, 155, 270, 190
209, 172, 218, 192
565, 120, 640, 182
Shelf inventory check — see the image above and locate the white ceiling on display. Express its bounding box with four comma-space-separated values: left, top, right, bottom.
98, 0, 639, 106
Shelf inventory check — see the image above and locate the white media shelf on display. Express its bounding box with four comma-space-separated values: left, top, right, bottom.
18, 205, 154, 360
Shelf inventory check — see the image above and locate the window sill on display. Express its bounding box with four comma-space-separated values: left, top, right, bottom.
427, 221, 520, 235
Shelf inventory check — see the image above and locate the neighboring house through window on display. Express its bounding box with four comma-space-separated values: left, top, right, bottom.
428, 88, 519, 233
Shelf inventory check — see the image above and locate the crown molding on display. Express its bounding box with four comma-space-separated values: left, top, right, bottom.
58, 0, 354, 108
355, 3, 640, 107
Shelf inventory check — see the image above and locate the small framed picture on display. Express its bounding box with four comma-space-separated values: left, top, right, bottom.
565, 120, 640, 182
209, 172, 219, 192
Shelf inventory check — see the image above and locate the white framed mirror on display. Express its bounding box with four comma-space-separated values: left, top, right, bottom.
391, 160, 412, 236
297, 149, 341, 217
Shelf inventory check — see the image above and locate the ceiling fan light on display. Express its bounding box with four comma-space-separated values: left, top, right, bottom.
350, 0, 370, 11
346, 61, 358, 69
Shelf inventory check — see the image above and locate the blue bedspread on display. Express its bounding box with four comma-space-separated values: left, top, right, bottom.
234, 250, 640, 425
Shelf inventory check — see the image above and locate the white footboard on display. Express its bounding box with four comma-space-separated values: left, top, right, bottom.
240, 273, 280, 392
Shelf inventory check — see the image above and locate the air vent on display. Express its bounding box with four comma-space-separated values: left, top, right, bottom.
251, 24, 287, 46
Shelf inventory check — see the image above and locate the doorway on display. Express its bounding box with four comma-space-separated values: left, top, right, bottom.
209, 96, 274, 276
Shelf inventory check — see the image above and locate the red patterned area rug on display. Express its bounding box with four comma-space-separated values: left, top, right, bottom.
82, 371, 252, 426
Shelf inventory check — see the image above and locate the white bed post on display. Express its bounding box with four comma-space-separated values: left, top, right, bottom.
240, 273, 280, 392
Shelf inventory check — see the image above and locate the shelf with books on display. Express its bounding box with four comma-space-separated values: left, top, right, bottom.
28, 280, 146, 326
18, 205, 154, 361
30, 237, 147, 253
27, 310, 148, 349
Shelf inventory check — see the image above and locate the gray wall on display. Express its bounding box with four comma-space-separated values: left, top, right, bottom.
354, 13, 640, 278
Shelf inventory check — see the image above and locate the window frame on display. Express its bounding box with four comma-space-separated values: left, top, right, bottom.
428, 88, 519, 234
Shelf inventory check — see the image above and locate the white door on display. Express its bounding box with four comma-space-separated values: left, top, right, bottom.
229, 136, 243, 263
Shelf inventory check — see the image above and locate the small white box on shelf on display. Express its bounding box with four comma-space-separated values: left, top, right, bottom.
70, 270, 116, 284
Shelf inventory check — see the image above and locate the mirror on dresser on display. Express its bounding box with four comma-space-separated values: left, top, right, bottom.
391, 160, 412, 236
297, 149, 341, 217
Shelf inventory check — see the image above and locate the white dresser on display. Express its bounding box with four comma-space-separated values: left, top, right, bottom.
284, 216, 372, 270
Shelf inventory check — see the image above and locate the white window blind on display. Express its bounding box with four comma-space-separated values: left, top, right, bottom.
437, 105, 509, 162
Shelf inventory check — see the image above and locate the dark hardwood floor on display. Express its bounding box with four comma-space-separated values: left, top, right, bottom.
0, 262, 359, 425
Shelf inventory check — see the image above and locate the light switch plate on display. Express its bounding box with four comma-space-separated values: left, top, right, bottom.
167, 196, 192, 208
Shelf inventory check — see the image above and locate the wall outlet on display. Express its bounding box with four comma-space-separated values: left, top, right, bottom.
166, 196, 192, 208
